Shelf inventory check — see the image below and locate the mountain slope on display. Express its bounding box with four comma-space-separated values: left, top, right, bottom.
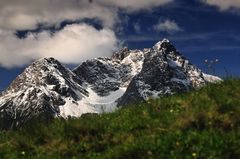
118, 39, 220, 106
0, 58, 87, 129
0, 39, 221, 129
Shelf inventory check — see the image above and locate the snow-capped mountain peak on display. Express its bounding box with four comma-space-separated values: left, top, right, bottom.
153, 38, 170, 50
0, 40, 221, 129
0, 57, 87, 129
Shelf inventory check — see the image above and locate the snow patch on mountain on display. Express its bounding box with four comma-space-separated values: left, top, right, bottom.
203, 73, 222, 83
168, 58, 182, 68
59, 86, 127, 118
121, 50, 145, 76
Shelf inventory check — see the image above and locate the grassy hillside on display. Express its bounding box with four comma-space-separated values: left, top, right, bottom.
0, 79, 240, 159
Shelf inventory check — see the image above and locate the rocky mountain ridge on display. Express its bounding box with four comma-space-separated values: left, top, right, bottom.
0, 39, 221, 129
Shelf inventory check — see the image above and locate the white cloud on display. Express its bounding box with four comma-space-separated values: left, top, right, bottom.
154, 20, 182, 33
201, 0, 240, 10
0, 0, 117, 30
0, 0, 173, 68
98, 0, 173, 11
0, 24, 118, 68
0, 0, 173, 31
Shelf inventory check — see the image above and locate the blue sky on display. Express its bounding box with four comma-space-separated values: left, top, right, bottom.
0, 0, 240, 90
119, 0, 240, 76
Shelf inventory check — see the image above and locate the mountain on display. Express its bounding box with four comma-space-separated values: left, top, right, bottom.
0, 39, 221, 129
0, 58, 88, 129
117, 39, 221, 106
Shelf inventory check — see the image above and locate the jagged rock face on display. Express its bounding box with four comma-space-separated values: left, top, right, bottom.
0, 58, 87, 129
118, 39, 207, 106
73, 48, 144, 96
0, 39, 221, 129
